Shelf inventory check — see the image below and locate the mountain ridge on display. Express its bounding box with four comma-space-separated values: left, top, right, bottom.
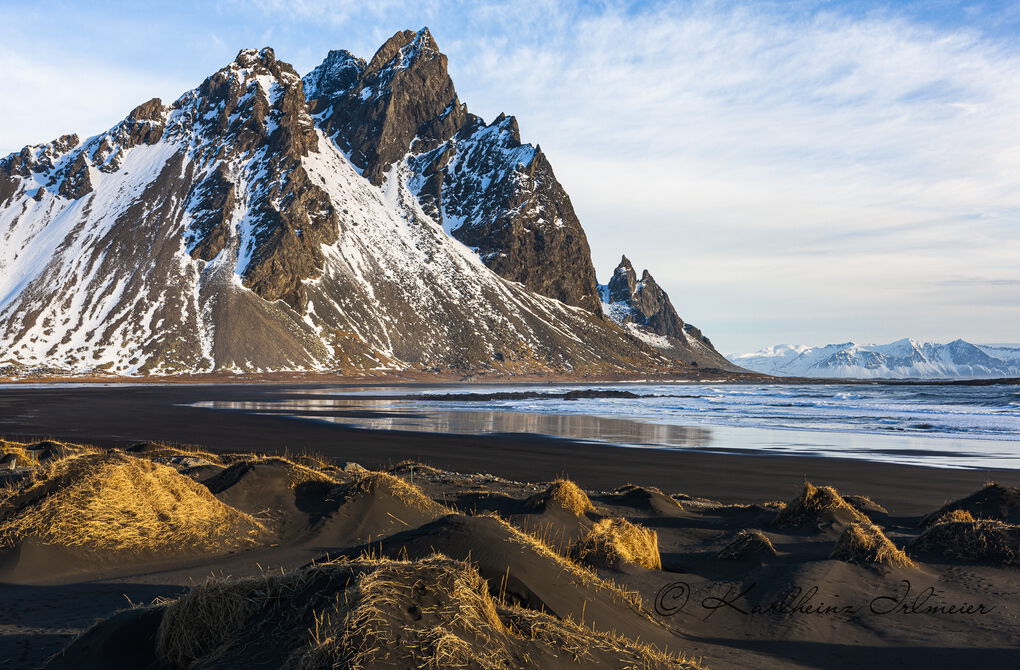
0, 29, 734, 377
730, 339, 1020, 379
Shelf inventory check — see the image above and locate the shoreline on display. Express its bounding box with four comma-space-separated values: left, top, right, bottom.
1, 370, 1019, 386
2, 384, 1018, 516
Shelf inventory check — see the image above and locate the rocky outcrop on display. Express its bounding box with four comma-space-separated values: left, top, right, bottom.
600, 256, 729, 368
306, 29, 601, 313
308, 29, 465, 185
606, 256, 685, 340
56, 152, 93, 199
174, 48, 338, 308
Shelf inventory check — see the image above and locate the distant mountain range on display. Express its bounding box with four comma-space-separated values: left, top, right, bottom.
0, 28, 734, 376
730, 339, 1020, 379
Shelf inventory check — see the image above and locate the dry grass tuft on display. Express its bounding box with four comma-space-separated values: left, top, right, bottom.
911, 519, 1019, 566
0, 439, 96, 468
0, 452, 264, 555
125, 442, 225, 466
155, 555, 703, 670
500, 605, 704, 669
156, 569, 293, 667
0, 443, 37, 468
208, 456, 336, 491
345, 471, 446, 512
478, 512, 646, 610
389, 460, 446, 477
830, 523, 916, 568
718, 529, 778, 560
570, 518, 662, 570
930, 509, 976, 525
921, 483, 1020, 527
773, 482, 869, 528
526, 479, 595, 516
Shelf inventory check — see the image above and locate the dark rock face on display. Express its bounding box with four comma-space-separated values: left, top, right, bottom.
409, 115, 602, 313
606, 256, 685, 340
184, 164, 236, 262
174, 48, 338, 308
57, 152, 93, 199
309, 29, 466, 185
241, 164, 340, 309
306, 29, 601, 313
601, 255, 728, 367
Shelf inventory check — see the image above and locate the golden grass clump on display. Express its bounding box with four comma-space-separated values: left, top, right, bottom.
499, 605, 705, 669
346, 471, 445, 512
156, 569, 293, 667
911, 520, 1019, 566
526, 479, 595, 516
217, 456, 336, 488
125, 442, 224, 466
389, 460, 445, 477
0, 439, 94, 468
155, 555, 703, 670
479, 512, 645, 610
570, 518, 662, 570
0, 443, 35, 468
830, 522, 916, 568
718, 529, 778, 560
773, 482, 870, 528
930, 509, 976, 525
0, 452, 264, 555
921, 482, 1020, 527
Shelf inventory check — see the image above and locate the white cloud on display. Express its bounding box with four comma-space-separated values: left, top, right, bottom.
0, 50, 192, 151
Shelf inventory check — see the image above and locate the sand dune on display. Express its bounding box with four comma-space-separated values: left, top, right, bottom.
1, 439, 1018, 669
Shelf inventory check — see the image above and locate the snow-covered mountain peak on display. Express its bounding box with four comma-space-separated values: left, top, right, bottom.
303, 50, 365, 100
0, 30, 730, 377
731, 339, 1020, 379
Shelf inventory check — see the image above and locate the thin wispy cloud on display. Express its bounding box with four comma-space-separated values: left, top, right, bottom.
1, 0, 1017, 350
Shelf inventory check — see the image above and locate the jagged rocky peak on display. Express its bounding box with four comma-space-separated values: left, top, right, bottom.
172, 46, 318, 160
172, 48, 338, 308
303, 49, 365, 99
305, 28, 603, 314
307, 27, 465, 184
600, 256, 722, 365
605, 256, 685, 340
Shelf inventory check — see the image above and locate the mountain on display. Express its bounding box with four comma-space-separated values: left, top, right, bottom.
730, 339, 1020, 379
0, 29, 733, 377
597, 256, 723, 368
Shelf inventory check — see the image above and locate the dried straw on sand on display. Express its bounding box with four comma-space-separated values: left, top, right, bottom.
911, 519, 1019, 566
830, 523, 916, 568
0, 452, 264, 556
773, 482, 870, 528
525, 479, 595, 516
154, 555, 702, 670
718, 529, 778, 561
921, 483, 1020, 527
570, 518, 662, 570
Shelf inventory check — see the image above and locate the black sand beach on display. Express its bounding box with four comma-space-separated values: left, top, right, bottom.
1, 384, 1017, 515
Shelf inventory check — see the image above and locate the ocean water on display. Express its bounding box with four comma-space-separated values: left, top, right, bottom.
193, 383, 1020, 470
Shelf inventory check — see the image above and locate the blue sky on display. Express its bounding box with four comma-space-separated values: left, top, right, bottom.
2, 1, 1019, 352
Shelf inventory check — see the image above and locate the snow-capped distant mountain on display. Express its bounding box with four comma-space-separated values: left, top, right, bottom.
730, 339, 1020, 379
0, 28, 734, 376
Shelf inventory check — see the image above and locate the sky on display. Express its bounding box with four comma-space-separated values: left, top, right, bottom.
2, 0, 1018, 353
